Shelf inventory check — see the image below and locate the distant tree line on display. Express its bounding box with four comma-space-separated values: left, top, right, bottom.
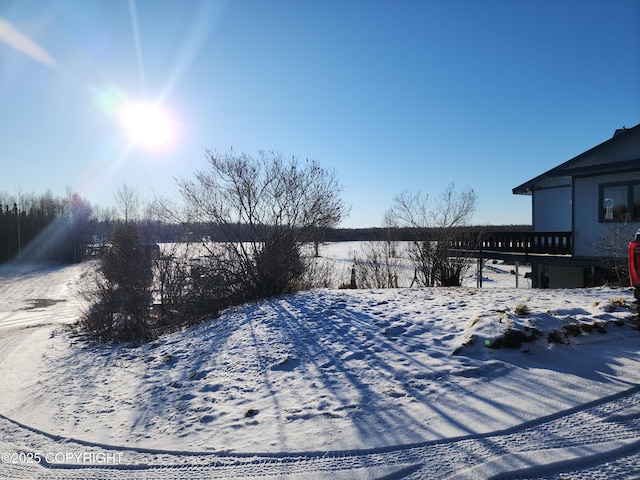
0, 189, 188, 265
325, 224, 532, 243
0, 190, 96, 264
178, 223, 532, 244
0, 188, 530, 267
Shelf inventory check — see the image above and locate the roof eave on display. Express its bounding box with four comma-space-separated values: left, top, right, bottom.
511, 122, 640, 195
512, 183, 533, 195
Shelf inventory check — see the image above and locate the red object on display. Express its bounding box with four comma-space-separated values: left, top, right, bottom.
630, 240, 640, 287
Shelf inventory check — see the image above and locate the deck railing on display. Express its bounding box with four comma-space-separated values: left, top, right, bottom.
452, 231, 572, 256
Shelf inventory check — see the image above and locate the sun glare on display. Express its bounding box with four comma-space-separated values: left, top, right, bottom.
120, 102, 175, 150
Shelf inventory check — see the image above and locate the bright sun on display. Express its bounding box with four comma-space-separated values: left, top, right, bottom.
120, 102, 174, 149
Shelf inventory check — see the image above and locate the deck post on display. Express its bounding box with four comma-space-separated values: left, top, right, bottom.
515, 261, 519, 288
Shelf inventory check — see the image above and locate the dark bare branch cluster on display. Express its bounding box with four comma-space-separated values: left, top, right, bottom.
175, 149, 348, 314
81, 222, 154, 342
390, 183, 478, 287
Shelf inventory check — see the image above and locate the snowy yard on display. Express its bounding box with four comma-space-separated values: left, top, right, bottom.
1, 244, 640, 478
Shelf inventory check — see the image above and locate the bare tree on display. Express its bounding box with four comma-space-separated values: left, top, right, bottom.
154, 241, 194, 319
67, 191, 93, 263
115, 183, 140, 224
390, 183, 478, 287
175, 150, 348, 311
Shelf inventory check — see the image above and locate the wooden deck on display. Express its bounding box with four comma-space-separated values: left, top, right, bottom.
449, 231, 573, 288
452, 231, 573, 260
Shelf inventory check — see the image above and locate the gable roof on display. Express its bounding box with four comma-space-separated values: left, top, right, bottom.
513, 123, 640, 195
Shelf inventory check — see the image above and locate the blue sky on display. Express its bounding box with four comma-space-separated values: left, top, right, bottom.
1, 0, 639, 228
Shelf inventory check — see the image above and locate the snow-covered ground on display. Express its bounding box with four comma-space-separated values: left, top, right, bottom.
1, 244, 640, 478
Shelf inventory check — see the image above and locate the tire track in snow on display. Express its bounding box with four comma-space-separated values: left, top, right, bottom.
0, 332, 29, 365
2, 385, 640, 479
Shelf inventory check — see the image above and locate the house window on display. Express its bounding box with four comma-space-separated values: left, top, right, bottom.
601, 182, 640, 222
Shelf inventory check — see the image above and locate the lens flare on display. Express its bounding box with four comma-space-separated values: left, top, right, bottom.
93, 85, 126, 116
0, 17, 56, 67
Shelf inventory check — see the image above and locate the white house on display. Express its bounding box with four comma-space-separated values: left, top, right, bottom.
513, 123, 640, 288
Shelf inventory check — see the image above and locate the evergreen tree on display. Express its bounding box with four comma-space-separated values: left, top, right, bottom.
83, 222, 154, 341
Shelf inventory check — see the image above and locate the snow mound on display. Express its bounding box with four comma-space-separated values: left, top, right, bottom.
3, 286, 637, 454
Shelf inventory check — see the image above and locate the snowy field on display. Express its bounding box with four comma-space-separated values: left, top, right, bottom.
1, 243, 640, 478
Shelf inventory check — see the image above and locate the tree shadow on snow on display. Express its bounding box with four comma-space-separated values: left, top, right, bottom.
258, 291, 529, 453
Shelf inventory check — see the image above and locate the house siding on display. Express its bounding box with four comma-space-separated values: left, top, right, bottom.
573, 172, 640, 257
532, 182, 572, 231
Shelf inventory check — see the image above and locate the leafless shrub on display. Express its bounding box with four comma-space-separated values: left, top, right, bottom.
514, 303, 530, 316
595, 222, 636, 286
173, 150, 348, 312
352, 212, 404, 288
390, 183, 478, 287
